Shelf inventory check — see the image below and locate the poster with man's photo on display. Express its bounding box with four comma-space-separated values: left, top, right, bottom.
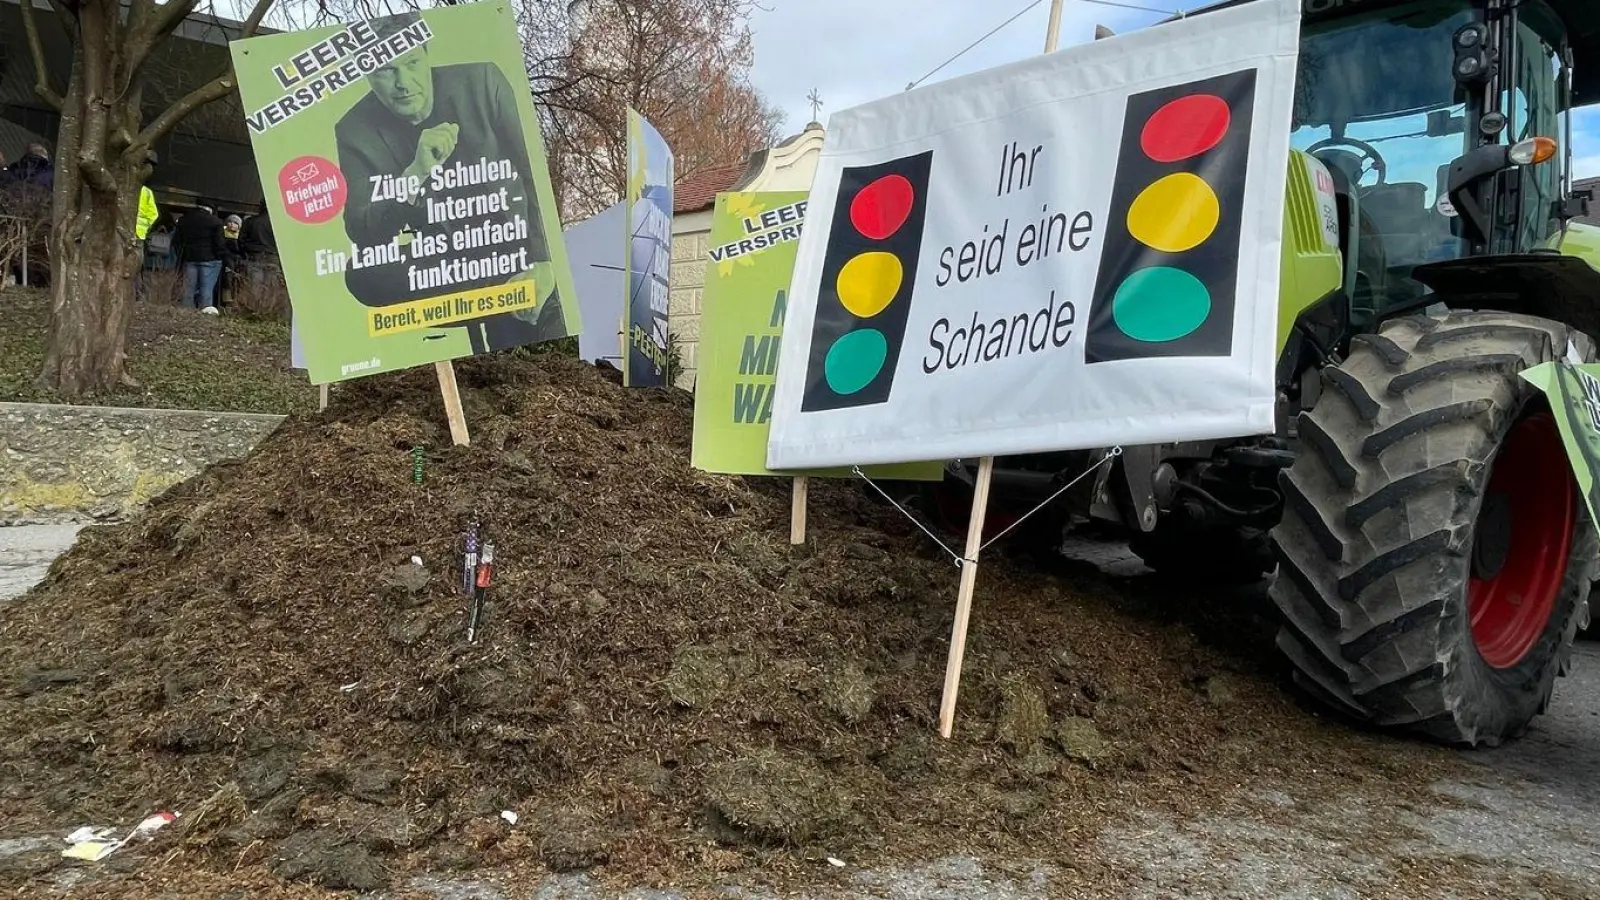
230, 2, 580, 384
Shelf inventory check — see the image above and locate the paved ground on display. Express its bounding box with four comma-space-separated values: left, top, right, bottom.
5, 525, 1600, 897
0, 524, 81, 603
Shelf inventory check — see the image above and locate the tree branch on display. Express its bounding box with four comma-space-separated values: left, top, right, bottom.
125, 0, 162, 43
19, 0, 64, 109
234, 0, 278, 41
74, 0, 118, 192
138, 0, 200, 52
129, 0, 274, 152
132, 71, 237, 150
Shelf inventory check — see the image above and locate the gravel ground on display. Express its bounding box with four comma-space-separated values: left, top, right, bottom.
5, 526, 1600, 898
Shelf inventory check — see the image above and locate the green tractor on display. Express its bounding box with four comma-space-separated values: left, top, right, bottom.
919, 0, 1600, 747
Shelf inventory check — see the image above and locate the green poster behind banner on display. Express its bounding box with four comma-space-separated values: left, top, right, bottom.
229, 2, 580, 385
1523, 360, 1600, 526
691, 191, 941, 480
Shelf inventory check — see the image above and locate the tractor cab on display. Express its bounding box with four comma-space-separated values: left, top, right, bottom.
1285, 0, 1600, 327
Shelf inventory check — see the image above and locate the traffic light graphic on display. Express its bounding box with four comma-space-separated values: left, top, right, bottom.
1085, 68, 1257, 364
801, 151, 934, 412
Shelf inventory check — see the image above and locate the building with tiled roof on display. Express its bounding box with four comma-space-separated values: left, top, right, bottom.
667, 122, 827, 388
673, 160, 761, 216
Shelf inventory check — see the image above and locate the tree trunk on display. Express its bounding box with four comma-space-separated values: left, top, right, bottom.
35, 7, 147, 397
37, 186, 142, 395
17, 0, 332, 397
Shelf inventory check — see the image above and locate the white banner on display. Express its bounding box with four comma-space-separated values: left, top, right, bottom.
766, 0, 1302, 469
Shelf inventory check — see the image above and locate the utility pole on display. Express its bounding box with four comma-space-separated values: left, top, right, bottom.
1044, 0, 1066, 53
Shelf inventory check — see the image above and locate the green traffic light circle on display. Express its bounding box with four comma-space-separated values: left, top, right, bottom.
1111, 267, 1211, 343
823, 329, 889, 395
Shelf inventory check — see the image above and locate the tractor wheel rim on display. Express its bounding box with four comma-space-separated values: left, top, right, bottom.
1468, 412, 1575, 670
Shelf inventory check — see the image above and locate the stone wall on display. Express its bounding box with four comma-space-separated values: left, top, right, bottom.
0, 402, 285, 524
668, 229, 708, 390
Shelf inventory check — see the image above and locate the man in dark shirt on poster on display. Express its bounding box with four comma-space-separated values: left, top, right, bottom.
333, 11, 566, 355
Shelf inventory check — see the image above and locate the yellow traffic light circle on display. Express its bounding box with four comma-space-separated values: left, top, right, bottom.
1127, 172, 1219, 253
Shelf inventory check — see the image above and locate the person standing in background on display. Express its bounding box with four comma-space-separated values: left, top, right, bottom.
221, 214, 243, 307
239, 206, 278, 290
1, 143, 52, 287
174, 203, 225, 314
2, 143, 53, 193
133, 152, 159, 301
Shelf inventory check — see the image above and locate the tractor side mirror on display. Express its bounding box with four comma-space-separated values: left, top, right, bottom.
1427, 109, 1465, 138
1560, 187, 1593, 222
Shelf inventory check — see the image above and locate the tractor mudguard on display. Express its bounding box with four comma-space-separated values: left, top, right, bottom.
1412, 254, 1600, 341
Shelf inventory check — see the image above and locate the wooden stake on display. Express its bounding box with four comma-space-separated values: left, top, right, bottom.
434, 361, 471, 446
1044, 0, 1066, 52
938, 456, 995, 739
318, 383, 330, 411
790, 476, 809, 545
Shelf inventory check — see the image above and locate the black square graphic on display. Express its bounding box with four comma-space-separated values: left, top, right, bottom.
801, 150, 934, 412
1085, 68, 1257, 364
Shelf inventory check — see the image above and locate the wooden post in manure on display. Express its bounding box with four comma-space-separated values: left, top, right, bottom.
790, 476, 809, 545
935, 0, 1072, 739
318, 383, 330, 411
937, 455, 995, 738
434, 361, 471, 446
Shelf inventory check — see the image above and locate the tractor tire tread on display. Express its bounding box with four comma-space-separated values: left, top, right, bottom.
1323, 367, 1382, 423
1269, 311, 1597, 747
1362, 400, 1496, 458
1351, 332, 1411, 368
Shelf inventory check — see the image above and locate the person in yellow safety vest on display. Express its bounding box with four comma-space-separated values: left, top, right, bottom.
136, 185, 157, 242
133, 150, 159, 299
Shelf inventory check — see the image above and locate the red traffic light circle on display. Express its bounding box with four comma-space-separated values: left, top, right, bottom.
1140, 94, 1230, 163
849, 174, 915, 240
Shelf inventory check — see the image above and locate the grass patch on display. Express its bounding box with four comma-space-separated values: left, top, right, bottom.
0, 285, 316, 414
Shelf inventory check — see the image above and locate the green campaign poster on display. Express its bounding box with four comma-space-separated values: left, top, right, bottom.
1523, 359, 1600, 526
229, 2, 580, 384
690, 191, 941, 480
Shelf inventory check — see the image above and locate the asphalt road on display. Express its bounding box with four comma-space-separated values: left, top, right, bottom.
5, 525, 1600, 898
0, 524, 80, 604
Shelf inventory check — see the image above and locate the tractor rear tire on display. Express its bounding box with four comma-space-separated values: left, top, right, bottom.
1270, 311, 1597, 747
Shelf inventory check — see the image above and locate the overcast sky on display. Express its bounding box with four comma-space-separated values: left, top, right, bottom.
747, 0, 1170, 128
745, 0, 1600, 179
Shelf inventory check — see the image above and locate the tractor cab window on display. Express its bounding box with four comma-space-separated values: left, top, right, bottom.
1502, 5, 1567, 252
1290, 2, 1476, 321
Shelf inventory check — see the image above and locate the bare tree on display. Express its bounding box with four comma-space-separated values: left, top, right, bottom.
528, 0, 784, 221
16, 0, 291, 395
